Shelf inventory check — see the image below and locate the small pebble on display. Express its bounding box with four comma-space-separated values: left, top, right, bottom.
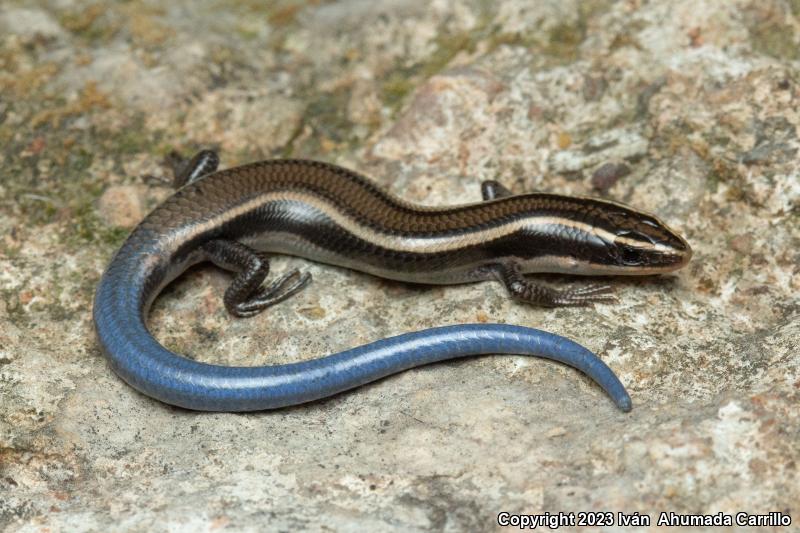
591, 162, 631, 192
98, 185, 144, 228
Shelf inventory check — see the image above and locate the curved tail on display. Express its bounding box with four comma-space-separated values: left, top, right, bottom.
93, 244, 631, 412
95, 289, 631, 412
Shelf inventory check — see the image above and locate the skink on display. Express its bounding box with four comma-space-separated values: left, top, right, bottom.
93, 151, 691, 412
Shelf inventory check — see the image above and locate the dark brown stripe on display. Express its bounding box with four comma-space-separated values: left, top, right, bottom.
146, 159, 675, 243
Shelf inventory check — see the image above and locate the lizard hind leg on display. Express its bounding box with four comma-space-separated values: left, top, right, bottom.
481, 180, 514, 201
168, 149, 220, 189
202, 239, 312, 318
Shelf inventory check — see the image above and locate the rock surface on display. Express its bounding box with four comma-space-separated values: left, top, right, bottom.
1, 0, 798, 531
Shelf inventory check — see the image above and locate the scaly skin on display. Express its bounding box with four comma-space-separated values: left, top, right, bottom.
93, 151, 692, 412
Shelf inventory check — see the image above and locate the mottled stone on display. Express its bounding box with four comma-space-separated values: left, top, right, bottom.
1, 0, 798, 531
0, 7, 65, 41
97, 185, 144, 228
183, 91, 305, 154
549, 127, 649, 174
591, 162, 631, 192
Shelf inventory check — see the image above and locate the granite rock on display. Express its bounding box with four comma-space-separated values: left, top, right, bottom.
1, 0, 798, 531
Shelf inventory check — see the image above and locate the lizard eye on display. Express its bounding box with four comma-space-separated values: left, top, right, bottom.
620, 247, 642, 265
